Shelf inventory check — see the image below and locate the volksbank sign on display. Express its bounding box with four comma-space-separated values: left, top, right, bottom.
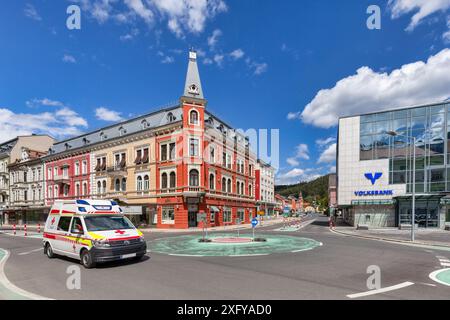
354, 172, 394, 197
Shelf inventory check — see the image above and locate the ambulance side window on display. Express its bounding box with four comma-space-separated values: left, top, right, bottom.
57, 217, 72, 232
70, 217, 84, 234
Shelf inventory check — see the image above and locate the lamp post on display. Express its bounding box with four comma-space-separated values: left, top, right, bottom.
386, 131, 415, 241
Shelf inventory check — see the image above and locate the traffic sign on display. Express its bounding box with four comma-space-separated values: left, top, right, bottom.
257, 211, 265, 216
251, 218, 258, 228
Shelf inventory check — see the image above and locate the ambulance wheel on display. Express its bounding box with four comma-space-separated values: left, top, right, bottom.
80, 250, 96, 269
45, 243, 55, 259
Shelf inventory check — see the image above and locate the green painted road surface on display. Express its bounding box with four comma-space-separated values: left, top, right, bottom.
436, 269, 450, 285
149, 234, 322, 257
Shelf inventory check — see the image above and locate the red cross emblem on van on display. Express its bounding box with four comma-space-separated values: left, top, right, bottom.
115, 230, 125, 235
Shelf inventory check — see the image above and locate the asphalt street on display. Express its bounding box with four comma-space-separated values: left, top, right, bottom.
0, 215, 449, 300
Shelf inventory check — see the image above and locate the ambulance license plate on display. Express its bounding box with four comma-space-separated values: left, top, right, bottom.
121, 253, 136, 259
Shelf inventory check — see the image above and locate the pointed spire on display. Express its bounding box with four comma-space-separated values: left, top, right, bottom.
183, 49, 204, 99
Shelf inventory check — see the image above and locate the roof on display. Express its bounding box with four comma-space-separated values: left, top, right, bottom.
183, 50, 204, 99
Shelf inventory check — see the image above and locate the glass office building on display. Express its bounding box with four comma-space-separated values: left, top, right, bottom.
337, 101, 450, 229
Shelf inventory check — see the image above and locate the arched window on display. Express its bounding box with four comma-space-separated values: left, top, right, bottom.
121, 178, 127, 191
144, 175, 149, 190
83, 182, 87, 196
249, 184, 252, 197
161, 172, 168, 189
137, 176, 143, 191
115, 178, 120, 192
236, 182, 240, 195
141, 119, 148, 129
209, 173, 215, 190
189, 110, 199, 125
102, 180, 107, 194
170, 172, 176, 189
241, 182, 245, 195
222, 178, 227, 192
189, 169, 199, 187
97, 181, 101, 195
167, 112, 175, 122
227, 179, 232, 193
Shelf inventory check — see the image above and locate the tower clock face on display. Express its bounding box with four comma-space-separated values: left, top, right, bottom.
188, 84, 199, 95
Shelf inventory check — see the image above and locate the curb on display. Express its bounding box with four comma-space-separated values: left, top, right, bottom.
330, 228, 450, 249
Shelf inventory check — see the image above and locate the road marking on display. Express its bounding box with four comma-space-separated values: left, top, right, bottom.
229, 254, 269, 257
429, 268, 450, 287
347, 282, 414, 299
18, 248, 43, 256
291, 248, 314, 253
168, 253, 205, 257
440, 262, 450, 267
0, 249, 52, 300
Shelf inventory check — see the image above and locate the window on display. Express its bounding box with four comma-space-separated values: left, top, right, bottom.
75, 162, 80, 176
48, 167, 52, 179
54, 167, 58, 177
70, 217, 83, 234
223, 208, 232, 223
249, 184, 252, 197
227, 179, 232, 193
249, 164, 253, 176
222, 177, 227, 192
209, 173, 215, 190
118, 126, 126, 136
161, 173, 168, 189
102, 180, 107, 194
75, 183, 80, 196
97, 181, 101, 195
137, 176, 143, 191
135, 149, 142, 164
23, 172, 27, 183
237, 209, 245, 222
54, 185, 59, 198
121, 178, 127, 191
115, 153, 126, 169
57, 217, 72, 232
83, 182, 87, 196
162, 206, 175, 224
141, 119, 148, 129
63, 184, 69, 197
24, 190, 28, 201
189, 169, 199, 186
190, 138, 199, 157
161, 144, 167, 161
210, 147, 215, 163
82, 160, 87, 175
169, 172, 176, 189
169, 143, 176, 160
190, 110, 199, 125
115, 178, 120, 192
227, 154, 232, 169
223, 152, 227, 167
167, 112, 175, 122
48, 186, 52, 199
236, 181, 240, 195
144, 175, 149, 190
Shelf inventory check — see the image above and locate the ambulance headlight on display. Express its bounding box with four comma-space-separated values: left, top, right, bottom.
93, 239, 110, 248
139, 236, 145, 243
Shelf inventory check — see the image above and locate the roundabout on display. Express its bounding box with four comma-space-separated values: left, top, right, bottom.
149, 233, 322, 257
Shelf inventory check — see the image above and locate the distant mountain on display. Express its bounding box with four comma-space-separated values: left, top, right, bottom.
275, 174, 329, 207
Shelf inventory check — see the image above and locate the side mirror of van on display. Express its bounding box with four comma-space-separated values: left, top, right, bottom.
73, 224, 84, 234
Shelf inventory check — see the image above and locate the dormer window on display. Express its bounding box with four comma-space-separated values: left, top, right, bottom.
82, 137, 90, 145
141, 119, 148, 129
64, 143, 71, 150
189, 110, 199, 125
119, 126, 127, 136
188, 84, 199, 95
167, 112, 176, 122
100, 131, 107, 141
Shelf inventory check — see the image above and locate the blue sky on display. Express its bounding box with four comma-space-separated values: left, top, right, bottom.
0, 0, 449, 185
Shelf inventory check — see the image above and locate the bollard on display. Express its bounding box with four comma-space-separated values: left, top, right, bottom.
13, 224, 16, 235
24, 224, 27, 237
37, 223, 41, 233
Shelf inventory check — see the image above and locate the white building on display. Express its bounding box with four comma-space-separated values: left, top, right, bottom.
337, 101, 450, 229
256, 159, 276, 216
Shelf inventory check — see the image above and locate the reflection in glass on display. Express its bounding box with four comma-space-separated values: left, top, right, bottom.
360, 135, 373, 160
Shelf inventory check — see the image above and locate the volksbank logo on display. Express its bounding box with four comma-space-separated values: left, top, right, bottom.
364, 172, 382, 185
354, 172, 394, 197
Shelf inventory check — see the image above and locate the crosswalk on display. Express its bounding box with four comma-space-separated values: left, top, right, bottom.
436, 256, 450, 267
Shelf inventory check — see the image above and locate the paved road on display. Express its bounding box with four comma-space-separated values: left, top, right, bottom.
0, 215, 448, 299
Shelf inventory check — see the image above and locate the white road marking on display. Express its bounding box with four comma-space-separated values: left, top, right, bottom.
347, 282, 414, 299
291, 248, 314, 253
18, 248, 43, 256
429, 268, 450, 287
0, 249, 52, 300
439, 262, 450, 267
168, 253, 205, 257
417, 282, 437, 287
229, 254, 269, 257
438, 259, 450, 263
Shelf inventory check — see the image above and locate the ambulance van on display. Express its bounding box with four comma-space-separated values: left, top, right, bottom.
43, 199, 147, 268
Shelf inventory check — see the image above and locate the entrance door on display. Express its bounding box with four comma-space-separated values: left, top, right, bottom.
188, 204, 198, 228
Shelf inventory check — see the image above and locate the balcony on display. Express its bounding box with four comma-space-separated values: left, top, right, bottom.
106, 165, 127, 177
53, 175, 70, 184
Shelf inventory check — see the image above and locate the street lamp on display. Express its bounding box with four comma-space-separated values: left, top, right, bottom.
385, 130, 415, 242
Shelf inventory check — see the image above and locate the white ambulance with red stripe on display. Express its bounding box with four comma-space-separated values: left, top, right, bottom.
43, 199, 147, 268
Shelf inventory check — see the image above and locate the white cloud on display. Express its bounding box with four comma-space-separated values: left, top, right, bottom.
388, 0, 450, 31
295, 144, 310, 160
208, 29, 222, 48
125, 0, 154, 23
316, 137, 336, 147
213, 54, 224, 67
26, 98, 65, 108
252, 62, 268, 75
287, 112, 301, 120
95, 107, 124, 121
275, 168, 322, 185
318, 143, 336, 164
329, 166, 336, 173
161, 56, 175, 64
203, 58, 213, 65
24, 3, 42, 21
62, 54, 77, 64
230, 49, 245, 60
286, 157, 300, 166
444, 16, 450, 42
0, 106, 88, 143
300, 49, 450, 128
120, 28, 139, 41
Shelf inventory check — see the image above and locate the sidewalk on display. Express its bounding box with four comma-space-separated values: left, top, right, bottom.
140, 217, 284, 233
333, 221, 450, 248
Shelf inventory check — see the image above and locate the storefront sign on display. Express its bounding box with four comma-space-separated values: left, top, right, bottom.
354, 190, 393, 196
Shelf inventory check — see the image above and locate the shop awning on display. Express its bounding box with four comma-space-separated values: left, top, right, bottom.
351, 199, 395, 205
210, 206, 220, 212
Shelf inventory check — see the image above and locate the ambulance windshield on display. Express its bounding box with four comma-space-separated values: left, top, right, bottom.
84, 215, 135, 231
